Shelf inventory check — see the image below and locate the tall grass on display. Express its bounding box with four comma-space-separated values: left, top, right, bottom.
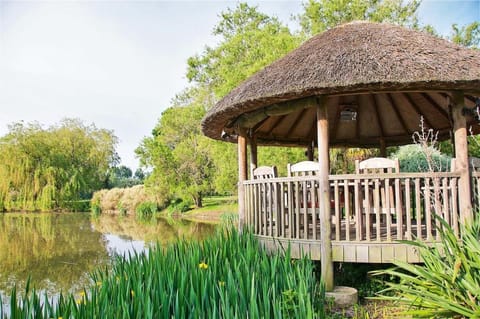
372, 217, 480, 318
2, 228, 325, 318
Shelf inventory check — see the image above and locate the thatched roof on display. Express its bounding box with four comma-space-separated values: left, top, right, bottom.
202, 21, 480, 147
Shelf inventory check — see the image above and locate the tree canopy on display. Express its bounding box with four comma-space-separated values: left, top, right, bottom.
297, 0, 421, 36
0, 119, 118, 211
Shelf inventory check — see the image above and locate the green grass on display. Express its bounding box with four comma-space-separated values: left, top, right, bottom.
188, 196, 237, 213
2, 227, 326, 318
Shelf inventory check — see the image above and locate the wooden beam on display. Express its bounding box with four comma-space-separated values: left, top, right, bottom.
286, 108, 308, 137
372, 94, 385, 137
316, 95, 334, 291
386, 93, 411, 134
420, 92, 450, 122
237, 128, 248, 231
403, 93, 435, 129
233, 96, 317, 128
451, 91, 473, 223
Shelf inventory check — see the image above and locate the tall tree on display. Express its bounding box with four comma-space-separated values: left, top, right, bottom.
136, 88, 215, 207
0, 119, 118, 211
187, 2, 300, 99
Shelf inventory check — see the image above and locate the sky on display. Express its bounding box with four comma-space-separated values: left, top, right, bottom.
0, 0, 479, 171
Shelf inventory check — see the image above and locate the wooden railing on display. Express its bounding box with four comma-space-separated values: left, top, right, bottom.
472, 172, 480, 212
244, 172, 461, 243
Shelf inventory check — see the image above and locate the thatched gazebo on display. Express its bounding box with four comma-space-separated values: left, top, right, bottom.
202, 21, 480, 290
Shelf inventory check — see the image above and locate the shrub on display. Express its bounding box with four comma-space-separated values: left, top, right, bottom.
393, 144, 451, 172
135, 201, 157, 220
166, 198, 192, 214
90, 185, 163, 215
372, 217, 480, 318
64, 200, 90, 212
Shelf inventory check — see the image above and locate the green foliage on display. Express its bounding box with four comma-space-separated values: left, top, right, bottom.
372, 217, 480, 318
166, 198, 192, 214
135, 201, 157, 221
4, 228, 326, 318
450, 21, 480, 48
187, 2, 300, 99
392, 144, 451, 172
297, 0, 421, 37
90, 200, 101, 218
136, 90, 216, 208
63, 200, 90, 212
106, 165, 144, 189
0, 119, 118, 211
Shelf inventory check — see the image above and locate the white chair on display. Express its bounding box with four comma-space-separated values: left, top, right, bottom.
252, 166, 277, 179
287, 161, 319, 177
355, 157, 401, 227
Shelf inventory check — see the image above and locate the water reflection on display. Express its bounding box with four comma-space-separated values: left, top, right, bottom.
0, 212, 216, 306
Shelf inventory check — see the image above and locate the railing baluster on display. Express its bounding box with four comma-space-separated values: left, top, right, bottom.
295, 181, 300, 239
451, 178, 459, 237
442, 177, 450, 226
434, 177, 442, 240
405, 178, 412, 240
333, 180, 340, 241
374, 179, 381, 241
364, 178, 371, 242
415, 178, 422, 240
354, 178, 361, 241
344, 180, 350, 242
425, 178, 432, 241
385, 178, 392, 242
395, 177, 402, 240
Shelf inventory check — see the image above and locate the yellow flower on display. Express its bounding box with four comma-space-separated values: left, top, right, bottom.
76, 299, 83, 305
199, 262, 208, 270
80, 291, 85, 297
218, 281, 225, 286
131, 290, 135, 297
96, 281, 102, 287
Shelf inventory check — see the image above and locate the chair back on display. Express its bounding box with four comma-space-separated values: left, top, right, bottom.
355, 157, 399, 174
287, 161, 320, 177
252, 166, 277, 179
451, 157, 480, 172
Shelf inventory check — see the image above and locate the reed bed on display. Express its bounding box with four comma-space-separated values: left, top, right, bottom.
2, 228, 325, 318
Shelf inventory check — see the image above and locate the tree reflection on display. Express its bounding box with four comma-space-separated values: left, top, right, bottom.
91, 214, 217, 246
0, 213, 109, 296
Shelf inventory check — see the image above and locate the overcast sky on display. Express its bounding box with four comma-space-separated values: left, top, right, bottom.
0, 0, 479, 171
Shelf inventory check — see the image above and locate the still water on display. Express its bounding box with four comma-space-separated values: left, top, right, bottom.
0, 213, 216, 305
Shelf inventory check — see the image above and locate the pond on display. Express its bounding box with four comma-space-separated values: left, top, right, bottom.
0, 212, 217, 308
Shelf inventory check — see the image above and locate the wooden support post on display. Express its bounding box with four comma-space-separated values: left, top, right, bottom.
238, 128, 248, 231
451, 91, 473, 223
379, 138, 386, 157
317, 96, 334, 291
250, 135, 258, 176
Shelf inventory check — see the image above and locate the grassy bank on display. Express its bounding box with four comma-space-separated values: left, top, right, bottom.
180, 196, 238, 223
2, 228, 325, 318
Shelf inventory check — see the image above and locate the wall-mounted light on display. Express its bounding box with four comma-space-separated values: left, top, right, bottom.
340, 105, 357, 121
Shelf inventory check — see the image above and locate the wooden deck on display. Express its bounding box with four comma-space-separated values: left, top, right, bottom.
243, 171, 475, 263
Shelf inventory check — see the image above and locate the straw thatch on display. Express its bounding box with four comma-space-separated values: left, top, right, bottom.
202, 21, 480, 147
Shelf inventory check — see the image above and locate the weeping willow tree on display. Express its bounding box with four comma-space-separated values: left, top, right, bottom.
0, 119, 118, 211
